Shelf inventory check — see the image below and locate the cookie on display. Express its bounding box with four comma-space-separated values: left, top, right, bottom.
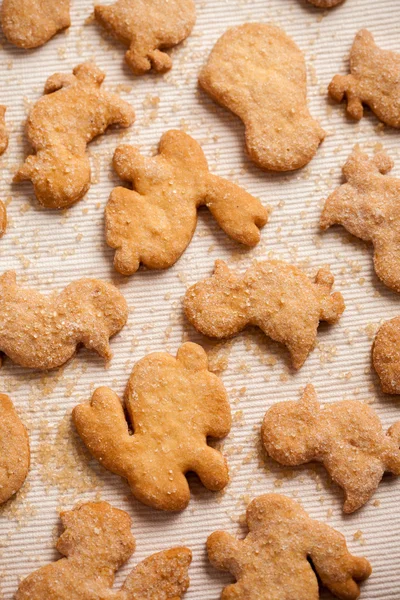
184, 260, 345, 369
373, 317, 400, 395
0, 393, 30, 505
329, 29, 400, 127
106, 130, 270, 275
0, 270, 128, 370
1, 0, 70, 48
94, 0, 196, 75
73, 342, 231, 511
262, 384, 400, 513
14, 62, 135, 209
320, 148, 400, 292
0, 106, 8, 156
307, 0, 345, 6
16, 501, 192, 600
0, 200, 6, 238
199, 24, 325, 171
208, 494, 371, 600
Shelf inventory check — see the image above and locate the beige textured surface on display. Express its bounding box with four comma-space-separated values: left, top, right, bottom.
16, 501, 191, 599
106, 130, 269, 275
1, 1, 400, 599
0, 394, 29, 505
207, 494, 371, 600
1, 0, 71, 49
262, 384, 400, 513
94, 0, 196, 75
199, 23, 325, 171
74, 343, 231, 511
184, 260, 344, 369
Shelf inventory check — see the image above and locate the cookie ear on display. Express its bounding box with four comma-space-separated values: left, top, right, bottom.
0, 270, 16, 287
214, 260, 231, 279
299, 384, 320, 414
177, 343, 208, 371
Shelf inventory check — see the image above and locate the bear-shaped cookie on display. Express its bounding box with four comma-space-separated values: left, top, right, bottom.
74, 343, 231, 511
262, 384, 400, 513
16, 501, 192, 600
105, 130, 270, 275
184, 260, 345, 369
0, 271, 128, 370
0, 393, 30, 504
94, 0, 196, 75
1, 0, 70, 48
329, 29, 400, 127
207, 494, 371, 600
199, 24, 325, 171
321, 148, 400, 293
15, 62, 135, 209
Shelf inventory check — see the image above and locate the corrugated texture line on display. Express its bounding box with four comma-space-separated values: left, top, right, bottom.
1, 0, 400, 598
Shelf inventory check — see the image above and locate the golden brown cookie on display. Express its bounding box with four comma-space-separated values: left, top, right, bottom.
262, 384, 400, 513
0, 271, 128, 370
0, 200, 6, 238
329, 29, 400, 127
0, 393, 30, 505
0, 106, 8, 156
320, 148, 400, 293
207, 494, 371, 600
307, 0, 345, 6
184, 260, 345, 369
16, 501, 192, 600
73, 343, 231, 511
1, 0, 70, 48
199, 23, 325, 171
106, 130, 270, 275
373, 317, 400, 395
94, 0, 196, 75
15, 62, 135, 209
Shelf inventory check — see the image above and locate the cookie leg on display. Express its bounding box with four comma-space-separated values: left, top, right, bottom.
190, 446, 229, 491
329, 75, 363, 120
148, 50, 173, 73
113, 243, 140, 276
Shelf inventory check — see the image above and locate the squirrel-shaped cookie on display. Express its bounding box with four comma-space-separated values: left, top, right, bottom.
373, 317, 400, 395
262, 384, 400, 513
184, 260, 345, 369
95, 0, 196, 75
208, 494, 371, 600
199, 24, 325, 171
320, 148, 400, 293
1, 0, 70, 48
74, 343, 231, 511
106, 130, 270, 275
0, 271, 128, 370
329, 29, 400, 128
15, 62, 135, 209
0, 394, 30, 505
16, 501, 192, 600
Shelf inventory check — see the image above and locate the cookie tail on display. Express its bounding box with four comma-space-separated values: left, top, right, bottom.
13, 159, 34, 183
121, 548, 192, 599
315, 267, 345, 323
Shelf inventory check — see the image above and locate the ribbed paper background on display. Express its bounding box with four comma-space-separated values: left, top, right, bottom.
0, 0, 400, 598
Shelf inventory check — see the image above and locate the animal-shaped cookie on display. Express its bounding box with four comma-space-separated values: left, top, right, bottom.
14, 62, 135, 209
184, 260, 345, 369
106, 130, 270, 275
320, 149, 400, 292
0, 394, 30, 505
94, 0, 196, 75
329, 29, 400, 128
16, 501, 192, 600
1, 0, 70, 48
199, 24, 325, 171
320, 148, 400, 293
307, 0, 345, 6
0, 271, 128, 370
0, 200, 6, 238
262, 384, 400, 513
74, 343, 231, 511
0, 106, 8, 155
373, 317, 400, 395
207, 494, 371, 600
